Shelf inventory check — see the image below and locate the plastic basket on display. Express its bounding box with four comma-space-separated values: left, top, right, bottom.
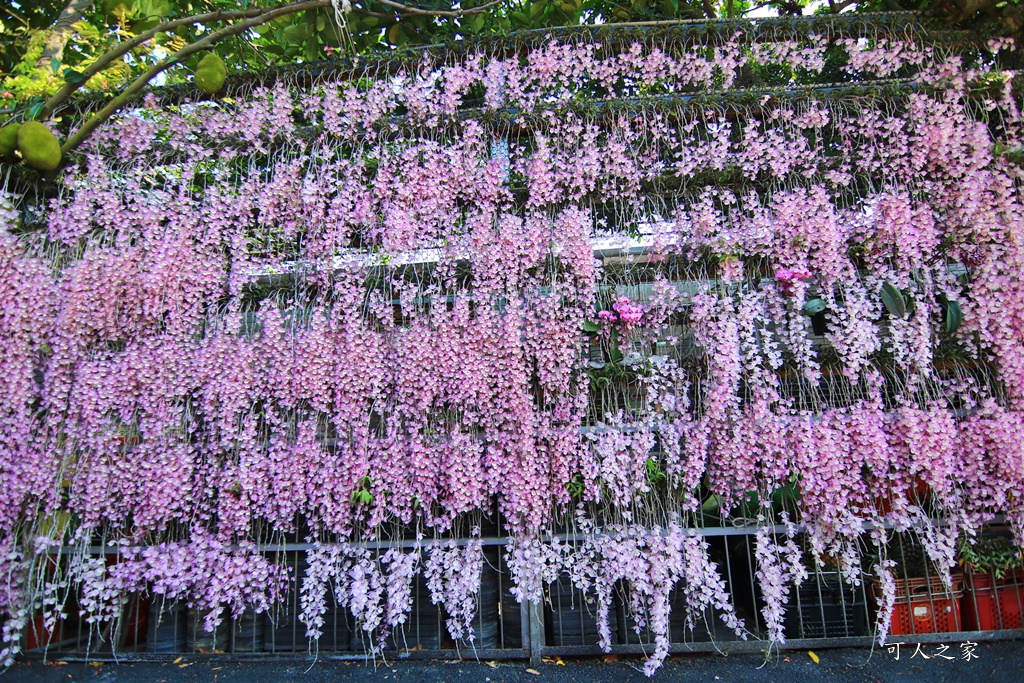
963, 570, 1024, 631
785, 573, 869, 639
873, 574, 963, 636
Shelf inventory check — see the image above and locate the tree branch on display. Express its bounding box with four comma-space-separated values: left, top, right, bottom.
947, 0, 1002, 23
355, 8, 413, 19
60, 0, 333, 157
1, 6, 31, 28
37, 0, 95, 71
41, 4, 306, 119
827, 0, 859, 13
41, 0, 510, 120
372, 0, 507, 17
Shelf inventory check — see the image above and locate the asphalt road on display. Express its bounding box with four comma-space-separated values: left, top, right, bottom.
7, 642, 1024, 683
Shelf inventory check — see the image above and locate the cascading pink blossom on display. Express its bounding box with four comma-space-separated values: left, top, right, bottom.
0, 29, 1021, 675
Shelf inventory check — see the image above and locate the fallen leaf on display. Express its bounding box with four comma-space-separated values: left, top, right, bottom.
486, 661, 499, 669
808, 651, 820, 664
89, 662, 102, 667
55, 661, 68, 666
526, 668, 541, 675
178, 663, 191, 669
602, 654, 620, 663
212, 667, 222, 671
172, 657, 183, 665
783, 656, 790, 662
555, 658, 565, 666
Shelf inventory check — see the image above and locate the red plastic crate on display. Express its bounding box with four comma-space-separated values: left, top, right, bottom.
873, 574, 963, 636
23, 614, 62, 651
963, 570, 1024, 631
874, 478, 931, 515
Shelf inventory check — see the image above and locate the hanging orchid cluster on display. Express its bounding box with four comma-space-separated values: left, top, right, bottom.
1, 21, 1023, 674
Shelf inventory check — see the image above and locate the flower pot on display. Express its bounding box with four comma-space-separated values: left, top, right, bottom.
186, 607, 230, 653
119, 593, 149, 649
872, 573, 963, 636
498, 550, 523, 649
264, 600, 352, 652
352, 574, 443, 652
545, 575, 618, 648
458, 547, 501, 649
962, 569, 1024, 631
810, 310, 827, 336
783, 571, 869, 639
263, 555, 352, 652
147, 597, 187, 653
874, 478, 931, 514
616, 589, 713, 646
231, 607, 265, 652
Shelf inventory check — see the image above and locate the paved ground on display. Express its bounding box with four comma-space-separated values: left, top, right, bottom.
7, 641, 1024, 683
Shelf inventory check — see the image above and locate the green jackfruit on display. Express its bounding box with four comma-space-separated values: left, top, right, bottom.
194, 53, 226, 94
0, 124, 21, 156
17, 122, 61, 171
387, 24, 408, 46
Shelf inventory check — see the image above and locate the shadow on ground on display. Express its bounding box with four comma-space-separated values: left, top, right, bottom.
8, 641, 1023, 683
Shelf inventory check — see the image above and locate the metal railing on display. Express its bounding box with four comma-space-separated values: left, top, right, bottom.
23, 524, 1024, 667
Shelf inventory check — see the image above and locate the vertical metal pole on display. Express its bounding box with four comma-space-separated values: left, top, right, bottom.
526, 598, 544, 669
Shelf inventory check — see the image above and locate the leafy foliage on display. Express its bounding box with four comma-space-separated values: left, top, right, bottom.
3, 0, 1019, 117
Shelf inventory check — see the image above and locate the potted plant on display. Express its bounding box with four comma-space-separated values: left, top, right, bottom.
960, 536, 1024, 631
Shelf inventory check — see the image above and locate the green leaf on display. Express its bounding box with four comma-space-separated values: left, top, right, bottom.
608, 329, 623, 363
63, 69, 88, 85
771, 483, 800, 508
27, 101, 45, 120
583, 319, 601, 333
943, 299, 962, 335
803, 298, 827, 316
303, 39, 318, 62
567, 474, 585, 498
700, 493, 720, 512
880, 283, 907, 319
645, 458, 667, 485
